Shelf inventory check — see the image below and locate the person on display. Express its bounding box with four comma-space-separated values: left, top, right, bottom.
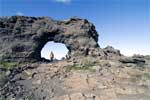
84, 47, 89, 56
50, 51, 54, 61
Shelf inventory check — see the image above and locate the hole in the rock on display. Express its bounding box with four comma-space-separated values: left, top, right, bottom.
41, 41, 69, 60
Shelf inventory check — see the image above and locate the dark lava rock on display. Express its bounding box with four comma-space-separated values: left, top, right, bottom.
103, 46, 121, 56
119, 57, 145, 64
0, 16, 100, 62
101, 46, 122, 60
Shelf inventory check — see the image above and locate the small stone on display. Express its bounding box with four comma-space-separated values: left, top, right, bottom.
6, 70, 11, 75
32, 79, 42, 85
56, 95, 70, 100
70, 93, 86, 100
24, 70, 32, 76
97, 83, 107, 89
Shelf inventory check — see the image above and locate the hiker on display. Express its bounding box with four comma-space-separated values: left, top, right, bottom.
84, 47, 89, 56
50, 51, 54, 61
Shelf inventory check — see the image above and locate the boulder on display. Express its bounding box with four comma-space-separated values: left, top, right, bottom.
103, 46, 121, 57
119, 57, 145, 64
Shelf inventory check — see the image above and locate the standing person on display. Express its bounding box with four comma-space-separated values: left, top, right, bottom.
50, 51, 54, 62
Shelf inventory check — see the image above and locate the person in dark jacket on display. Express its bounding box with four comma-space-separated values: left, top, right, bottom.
50, 51, 54, 61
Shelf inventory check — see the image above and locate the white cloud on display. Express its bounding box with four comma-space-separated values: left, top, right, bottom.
53, 0, 71, 3
16, 11, 24, 16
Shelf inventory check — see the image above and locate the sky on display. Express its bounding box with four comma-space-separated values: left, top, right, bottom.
0, 0, 150, 59
41, 42, 68, 60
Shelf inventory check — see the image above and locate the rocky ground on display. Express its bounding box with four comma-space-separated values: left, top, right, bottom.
0, 56, 150, 100
0, 16, 150, 100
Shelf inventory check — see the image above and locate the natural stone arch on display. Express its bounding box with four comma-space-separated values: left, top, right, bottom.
41, 41, 69, 60
0, 16, 99, 62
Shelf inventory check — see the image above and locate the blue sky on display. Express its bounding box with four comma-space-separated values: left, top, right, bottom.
0, 0, 150, 59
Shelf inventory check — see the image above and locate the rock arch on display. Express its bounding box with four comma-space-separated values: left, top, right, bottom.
0, 16, 99, 62
41, 41, 69, 60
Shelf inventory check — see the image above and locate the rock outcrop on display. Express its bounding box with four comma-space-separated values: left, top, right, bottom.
0, 16, 149, 100
0, 16, 100, 62
1, 58, 150, 100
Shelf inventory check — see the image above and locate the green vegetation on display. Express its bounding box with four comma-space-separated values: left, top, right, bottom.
0, 97, 4, 100
0, 75, 6, 87
143, 72, 150, 78
68, 64, 96, 72
145, 55, 150, 60
81, 58, 95, 65
0, 61, 18, 69
0, 61, 19, 89
68, 58, 97, 72
25, 95, 35, 100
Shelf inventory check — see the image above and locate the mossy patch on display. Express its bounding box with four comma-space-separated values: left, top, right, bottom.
0, 71, 7, 86
143, 72, 150, 78
0, 97, 4, 100
0, 61, 18, 69
0, 61, 18, 88
68, 64, 96, 72
67, 57, 99, 72
145, 55, 150, 60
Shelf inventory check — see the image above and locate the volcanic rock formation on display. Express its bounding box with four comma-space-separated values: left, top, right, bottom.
0, 16, 149, 100
0, 16, 100, 62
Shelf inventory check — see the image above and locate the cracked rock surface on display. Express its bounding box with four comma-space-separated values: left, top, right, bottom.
1, 57, 150, 100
